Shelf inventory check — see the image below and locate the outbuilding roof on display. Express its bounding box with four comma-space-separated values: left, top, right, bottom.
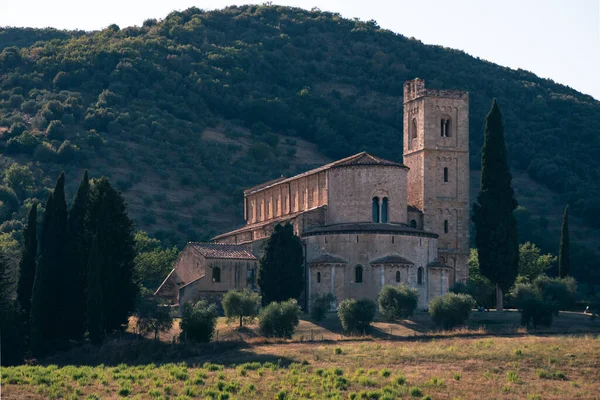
188, 242, 257, 260
427, 260, 453, 269
370, 254, 415, 265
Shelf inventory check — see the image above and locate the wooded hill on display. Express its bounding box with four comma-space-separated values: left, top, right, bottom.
1, 5, 599, 288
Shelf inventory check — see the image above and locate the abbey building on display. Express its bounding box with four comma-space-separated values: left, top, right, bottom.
156, 78, 470, 310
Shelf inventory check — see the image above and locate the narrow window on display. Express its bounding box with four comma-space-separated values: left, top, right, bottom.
444, 167, 449, 183
441, 118, 451, 137
317, 272, 321, 283
411, 118, 417, 140
355, 265, 363, 283
409, 219, 417, 229
395, 271, 401, 282
381, 197, 389, 223
417, 267, 423, 285
212, 267, 221, 283
372, 197, 380, 223
440, 119, 445, 137
444, 220, 449, 233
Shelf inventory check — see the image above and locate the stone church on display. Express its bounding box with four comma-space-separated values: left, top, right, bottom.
156, 78, 470, 310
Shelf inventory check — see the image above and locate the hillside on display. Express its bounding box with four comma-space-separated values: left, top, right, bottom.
1, 5, 599, 287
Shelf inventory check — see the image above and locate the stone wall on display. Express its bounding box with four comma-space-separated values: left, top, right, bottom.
326, 165, 408, 225
244, 171, 327, 224
305, 232, 438, 307
178, 258, 258, 308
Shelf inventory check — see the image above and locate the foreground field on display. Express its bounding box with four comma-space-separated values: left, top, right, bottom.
4, 334, 600, 399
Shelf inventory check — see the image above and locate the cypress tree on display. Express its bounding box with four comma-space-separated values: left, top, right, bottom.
87, 234, 103, 345
90, 177, 137, 332
62, 170, 91, 340
472, 99, 519, 311
16, 202, 37, 318
558, 205, 570, 278
52, 173, 69, 340
258, 223, 304, 305
30, 192, 57, 356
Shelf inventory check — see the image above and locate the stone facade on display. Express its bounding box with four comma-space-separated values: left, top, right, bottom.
156, 78, 469, 311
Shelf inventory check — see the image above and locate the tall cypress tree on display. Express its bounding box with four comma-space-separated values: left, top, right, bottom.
558, 205, 570, 278
62, 170, 91, 340
17, 202, 37, 319
257, 223, 304, 305
30, 192, 57, 356
87, 234, 103, 345
90, 177, 137, 332
472, 99, 519, 311
30, 173, 69, 355
52, 173, 69, 340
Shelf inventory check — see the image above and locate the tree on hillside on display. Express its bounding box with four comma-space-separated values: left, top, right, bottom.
62, 170, 90, 340
472, 100, 519, 311
134, 288, 173, 340
87, 235, 103, 345
258, 223, 304, 305
559, 206, 570, 278
89, 177, 137, 332
518, 242, 556, 284
16, 202, 37, 318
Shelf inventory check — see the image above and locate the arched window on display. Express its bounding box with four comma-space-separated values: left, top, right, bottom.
417, 267, 424, 285
444, 220, 449, 233
444, 167, 449, 183
411, 118, 418, 140
409, 219, 417, 229
395, 271, 401, 283
440, 117, 451, 137
381, 197, 389, 223
212, 267, 221, 283
355, 265, 363, 283
409, 118, 417, 150
317, 272, 321, 283
372, 197, 380, 223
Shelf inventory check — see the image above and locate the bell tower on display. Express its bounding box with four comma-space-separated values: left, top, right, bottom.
403, 78, 470, 283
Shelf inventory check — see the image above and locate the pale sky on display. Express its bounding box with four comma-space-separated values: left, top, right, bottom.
2, 0, 599, 100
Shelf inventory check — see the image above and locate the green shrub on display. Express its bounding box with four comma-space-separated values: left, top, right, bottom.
378, 284, 419, 320
179, 300, 218, 343
337, 298, 377, 334
222, 289, 261, 327
533, 275, 577, 313
310, 292, 335, 321
429, 293, 475, 329
258, 299, 301, 338
513, 284, 554, 328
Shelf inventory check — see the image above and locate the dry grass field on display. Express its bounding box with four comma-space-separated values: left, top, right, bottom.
3, 311, 599, 399
3, 334, 600, 399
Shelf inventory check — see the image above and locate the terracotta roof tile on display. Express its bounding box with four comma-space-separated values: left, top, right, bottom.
370, 254, 414, 265
310, 253, 348, 264
189, 242, 257, 260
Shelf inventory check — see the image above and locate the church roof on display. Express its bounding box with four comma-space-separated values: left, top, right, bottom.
303, 222, 438, 238
311, 253, 348, 264
331, 152, 406, 168
244, 152, 407, 195
188, 242, 257, 260
370, 254, 415, 265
